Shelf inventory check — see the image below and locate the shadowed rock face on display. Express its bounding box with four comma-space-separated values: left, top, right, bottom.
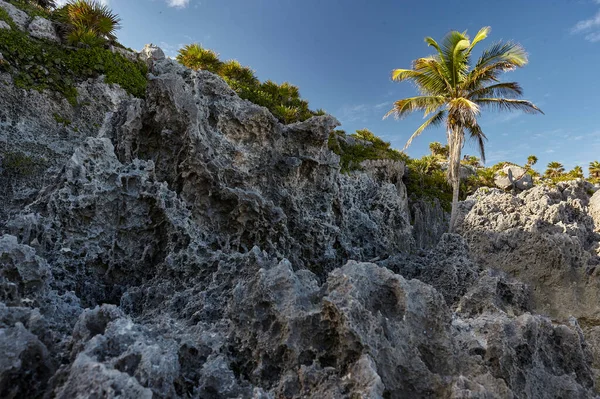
1, 50, 599, 398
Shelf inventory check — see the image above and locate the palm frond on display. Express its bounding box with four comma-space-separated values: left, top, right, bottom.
403, 110, 446, 150
468, 82, 523, 99
475, 98, 543, 114
441, 30, 471, 87
465, 122, 487, 162
469, 26, 491, 51
383, 96, 446, 119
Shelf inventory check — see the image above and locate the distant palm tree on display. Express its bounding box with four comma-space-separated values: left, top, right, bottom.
526, 155, 538, 168
429, 141, 449, 159
385, 27, 542, 231
569, 166, 584, 179
545, 162, 565, 179
589, 161, 600, 180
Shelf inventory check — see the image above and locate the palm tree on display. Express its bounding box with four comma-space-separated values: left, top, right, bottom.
526, 155, 538, 168
569, 166, 584, 179
589, 161, 600, 180
429, 141, 449, 159
176, 44, 222, 74
56, 0, 121, 46
545, 162, 565, 179
385, 27, 542, 231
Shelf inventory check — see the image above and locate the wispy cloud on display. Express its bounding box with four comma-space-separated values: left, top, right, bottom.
337, 102, 391, 124
571, 9, 600, 42
167, 0, 190, 8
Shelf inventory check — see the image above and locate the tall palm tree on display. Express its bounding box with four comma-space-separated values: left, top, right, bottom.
385, 27, 542, 231
545, 162, 565, 179
589, 161, 600, 180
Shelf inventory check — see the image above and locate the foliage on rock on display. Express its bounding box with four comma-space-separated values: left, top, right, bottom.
0, 23, 146, 104
176, 43, 322, 124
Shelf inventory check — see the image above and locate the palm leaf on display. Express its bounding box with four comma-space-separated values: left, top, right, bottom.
475, 98, 543, 114
468, 82, 523, 99
403, 110, 445, 150
383, 96, 446, 119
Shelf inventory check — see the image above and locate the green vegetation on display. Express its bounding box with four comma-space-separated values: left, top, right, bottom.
1, 151, 47, 177
328, 129, 407, 172
589, 161, 600, 183
53, 113, 72, 126
0, 7, 146, 105
7, 0, 53, 17
385, 26, 542, 231
54, 0, 121, 46
176, 43, 322, 124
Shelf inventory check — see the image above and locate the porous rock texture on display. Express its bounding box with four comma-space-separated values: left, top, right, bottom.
458, 182, 600, 378
0, 46, 599, 398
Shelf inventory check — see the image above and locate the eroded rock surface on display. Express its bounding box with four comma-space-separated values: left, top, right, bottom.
0, 48, 599, 398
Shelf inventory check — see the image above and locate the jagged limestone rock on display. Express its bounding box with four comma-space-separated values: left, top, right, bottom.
494, 164, 533, 191
0, 0, 28, 30
0, 43, 599, 398
27, 16, 59, 42
591, 190, 600, 232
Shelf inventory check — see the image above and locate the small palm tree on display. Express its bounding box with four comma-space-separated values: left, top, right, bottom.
176, 44, 222, 74
220, 60, 258, 88
569, 166, 584, 179
56, 0, 121, 46
526, 155, 538, 168
429, 141, 449, 159
385, 27, 542, 231
589, 161, 600, 180
545, 162, 565, 179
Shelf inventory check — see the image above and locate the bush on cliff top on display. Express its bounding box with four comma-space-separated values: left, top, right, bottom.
177, 43, 323, 124
0, 26, 146, 104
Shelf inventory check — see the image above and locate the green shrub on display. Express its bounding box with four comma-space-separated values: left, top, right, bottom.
328, 129, 407, 173
7, 0, 52, 18
54, 0, 121, 46
0, 27, 146, 104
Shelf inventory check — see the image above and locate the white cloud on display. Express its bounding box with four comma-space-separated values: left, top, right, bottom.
572, 11, 600, 33
167, 0, 190, 8
571, 10, 600, 42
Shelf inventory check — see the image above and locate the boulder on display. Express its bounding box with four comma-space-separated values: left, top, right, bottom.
28, 16, 60, 42
0, 20, 10, 30
494, 164, 533, 191
0, 0, 28, 30
138, 43, 165, 68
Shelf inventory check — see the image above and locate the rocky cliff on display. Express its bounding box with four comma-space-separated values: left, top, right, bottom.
1, 41, 600, 398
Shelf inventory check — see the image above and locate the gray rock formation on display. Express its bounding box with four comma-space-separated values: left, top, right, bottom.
458, 182, 600, 375
494, 164, 533, 191
0, 20, 10, 30
591, 190, 600, 232
0, 0, 29, 30
410, 197, 449, 249
1, 43, 599, 398
27, 16, 59, 42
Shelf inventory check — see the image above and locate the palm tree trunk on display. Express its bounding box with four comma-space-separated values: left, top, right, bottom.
449, 177, 460, 232
447, 126, 464, 233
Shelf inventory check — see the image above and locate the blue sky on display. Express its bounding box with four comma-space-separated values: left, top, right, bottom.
89, 0, 600, 174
